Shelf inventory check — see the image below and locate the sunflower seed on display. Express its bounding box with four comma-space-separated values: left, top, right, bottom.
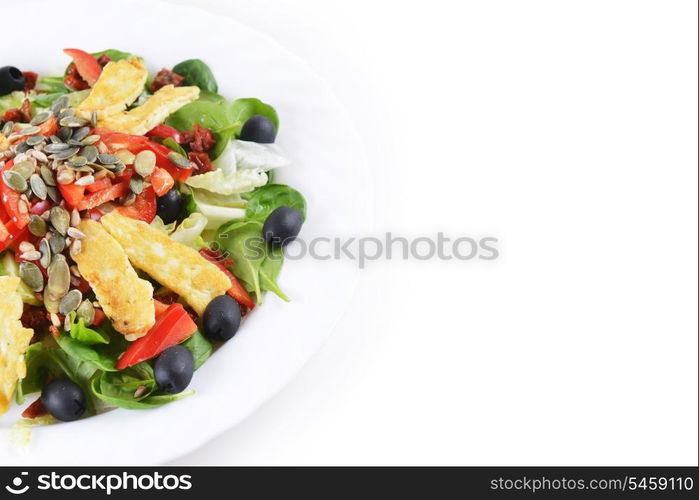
98, 153, 118, 165
70, 209, 80, 227
167, 151, 192, 169
66, 227, 85, 240
53, 147, 80, 161
30, 111, 51, 126
134, 150, 156, 177
76, 299, 95, 325
129, 176, 144, 195
49, 312, 61, 328
28, 215, 48, 237
70, 239, 82, 258
44, 142, 70, 153
50, 96, 70, 116
57, 126, 73, 141
133, 386, 149, 398
2, 121, 14, 135
50, 206, 70, 235
49, 232, 66, 254
40, 165, 56, 186
81, 134, 100, 146
56, 168, 75, 185
46, 258, 70, 300
68, 155, 88, 167
11, 160, 34, 179
19, 262, 44, 292
115, 150, 136, 165
63, 314, 72, 332
70, 265, 81, 277
19, 241, 34, 253
17, 126, 41, 136
29, 174, 48, 200
93, 168, 109, 179
26, 134, 46, 146
59, 289, 83, 315
74, 174, 94, 186
113, 163, 126, 175
122, 192, 137, 206
3, 170, 28, 191
59, 116, 88, 128
20, 250, 41, 261
91, 111, 98, 127
39, 238, 52, 268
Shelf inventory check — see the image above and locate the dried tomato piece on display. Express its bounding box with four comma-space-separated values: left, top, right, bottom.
96, 54, 112, 67
3, 108, 23, 123
19, 99, 32, 123
64, 63, 89, 91
20, 306, 49, 331
149, 68, 185, 92
21, 398, 48, 419
188, 151, 214, 174
22, 71, 38, 92
182, 123, 215, 152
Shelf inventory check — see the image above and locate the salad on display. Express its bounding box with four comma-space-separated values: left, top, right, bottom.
0, 49, 306, 423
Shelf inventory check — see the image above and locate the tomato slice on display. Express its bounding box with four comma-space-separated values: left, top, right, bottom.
116, 186, 156, 223
76, 181, 129, 211
199, 249, 255, 310
150, 167, 175, 197
1, 161, 30, 230
116, 303, 197, 369
63, 48, 102, 86
57, 183, 86, 210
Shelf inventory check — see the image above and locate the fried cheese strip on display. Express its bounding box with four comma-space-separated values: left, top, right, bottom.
73, 220, 155, 339
74, 57, 148, 120
98, 85, 199, 135
100, 212, 230, 316
0, 276, 34, 415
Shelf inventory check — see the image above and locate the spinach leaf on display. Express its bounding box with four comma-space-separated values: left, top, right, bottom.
259, 246, 290, 301
199, 91, 226, 104
245, 184, 307, 222
91, 363, 193, 409
229, 98, 280, 132
35, 76, 69, 94
162, 137, 188, 157
172, 59, 218, 93
68, 313, 109, 345
216, 220, 266, 298
56, 335, 118, 372
180, 331, 212, 370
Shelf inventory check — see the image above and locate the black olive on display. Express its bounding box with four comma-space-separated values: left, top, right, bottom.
156, 188, 186, 225
239, 115, 276, 143
154, 346, 195, 394
263, 206, 303, 248
0, 66, 25, 96
41, 379, 86, 422
203, 295, 241, 342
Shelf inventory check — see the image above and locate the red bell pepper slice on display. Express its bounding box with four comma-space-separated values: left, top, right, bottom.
57, 183, 86, 210
76, 181, 129, 211
146, 124, 184, 144
116, 303, 198, 369
37, 116, 59, 137
63, 48, 102, 86
150, 167, 175, 197
1, 161, 30, 230
199, 249, 255, 310
116, 186, 156, 223
85, 176, 112, 193
92, 308, 106, 327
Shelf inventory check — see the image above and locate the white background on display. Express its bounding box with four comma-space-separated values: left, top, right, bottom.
168, 0, 698, 465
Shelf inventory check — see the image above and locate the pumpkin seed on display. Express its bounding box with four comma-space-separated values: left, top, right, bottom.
67, 139, 86, 147
11, 160, 34, 179
57, 126, 72, 141
82, 135, 100, 146
46, 186, 61, 203
167, 152, 192, 169
56, 168, 75, 185
59, 116, 89, 128
113, 163, 126, 174
72, 127, 90, 142
76, 299, 95, 325
17, 126, 41, 136
74, 174, 95, 186
19, 262, 44, 292
30, 112, 51, 126
40, 165, 56, 186
19, 241, 35, 254
134, 150, 156, 177
98, 153, 118, 165
3, 170, 28, 192
2, 121, 14, 135
29, 149, 48, 163
28, 215, 48, 237
44, 142, 70, 153
123, 192, 136, 206
46, 258, 70, 301
39, 238, 51, 268
29, 174, 48, 200
50, 206, 70, 235
44, 294, 60, 314
14, 141, 31, 154
26, 134, 46, 146
53, 147, 80, 161
115, 150, 136, 165
20, 250, 41, 261
68, 155, 88, 167
49, 135, 61, 144
49, 232, 66, 254
129, 176, 144, 195
50, 96, 70, 115
59, 289, 83, 315
81, 145, 98, 163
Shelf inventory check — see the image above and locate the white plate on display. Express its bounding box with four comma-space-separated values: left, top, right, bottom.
0, 0, 371, 465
